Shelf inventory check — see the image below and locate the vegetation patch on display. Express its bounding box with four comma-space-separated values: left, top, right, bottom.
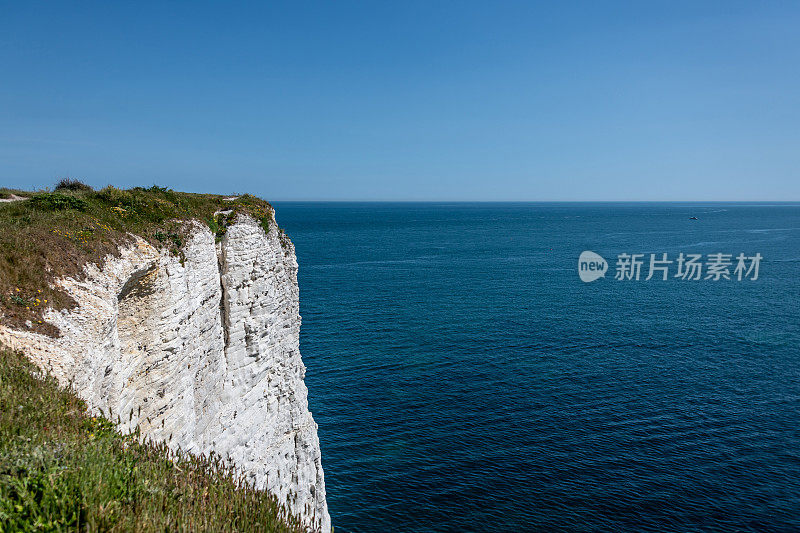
54, 178, 94, 192
29, 193, 89, 212
0, 346, 303, 532
0, 183, 278, 336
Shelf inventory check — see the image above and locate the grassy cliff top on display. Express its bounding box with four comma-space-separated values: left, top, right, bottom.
0, 346, 303, 532
0, 180, 274, 336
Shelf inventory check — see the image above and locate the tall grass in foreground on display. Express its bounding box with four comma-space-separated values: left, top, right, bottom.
0, 347, 304, 532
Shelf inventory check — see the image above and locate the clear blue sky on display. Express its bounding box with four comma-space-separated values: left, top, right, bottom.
2, 1, 799, 200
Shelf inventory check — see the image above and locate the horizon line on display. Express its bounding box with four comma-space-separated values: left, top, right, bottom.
267, 199, 800, 203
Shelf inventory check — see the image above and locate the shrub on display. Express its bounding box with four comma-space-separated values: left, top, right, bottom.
95, 186, 131, 207
54, 178, 93, 192
29, 193, 88, 211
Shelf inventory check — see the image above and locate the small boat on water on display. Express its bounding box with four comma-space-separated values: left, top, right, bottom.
689, 216, 698, 220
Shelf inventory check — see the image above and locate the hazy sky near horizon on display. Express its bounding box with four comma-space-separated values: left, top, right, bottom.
1, 1, 799, 200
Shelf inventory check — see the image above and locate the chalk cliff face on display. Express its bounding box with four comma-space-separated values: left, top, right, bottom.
0, 213, 330, 532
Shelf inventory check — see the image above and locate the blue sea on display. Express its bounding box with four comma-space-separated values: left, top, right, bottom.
274, 202, 800, 532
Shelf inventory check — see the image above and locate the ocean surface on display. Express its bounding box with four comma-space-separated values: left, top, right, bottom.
273, 202, 800, 532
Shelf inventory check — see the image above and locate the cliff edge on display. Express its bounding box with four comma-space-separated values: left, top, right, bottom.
0, 186, 330, 532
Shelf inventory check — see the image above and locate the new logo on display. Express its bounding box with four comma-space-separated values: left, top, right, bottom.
578, 251, 608, 282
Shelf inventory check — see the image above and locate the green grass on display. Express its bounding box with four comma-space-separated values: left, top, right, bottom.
0, 183, 276, 336
0, 346, 304, 532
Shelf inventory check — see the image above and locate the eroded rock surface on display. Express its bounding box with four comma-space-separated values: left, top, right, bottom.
0, 214, 330, 532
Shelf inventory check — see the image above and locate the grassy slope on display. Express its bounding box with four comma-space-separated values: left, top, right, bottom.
0, 346, 304, 532
0, 185, 275, 336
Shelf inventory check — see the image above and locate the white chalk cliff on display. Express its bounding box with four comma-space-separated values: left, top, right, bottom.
0, 212, 330, 532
